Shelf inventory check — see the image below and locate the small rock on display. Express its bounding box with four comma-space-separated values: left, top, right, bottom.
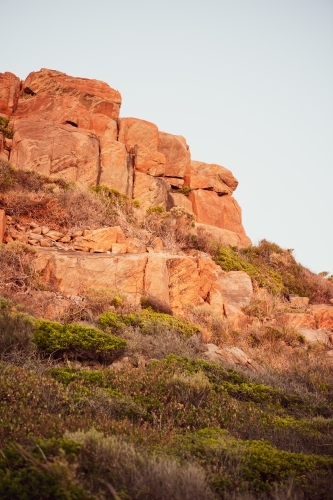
41, 226, 50, 235
47, 230, 65, 241
30, 227, 42, 234
83, 229, 92, 237
59, 235, 71, 243
72, 230, 83, 238
111, 243, 127, 254
40, 239, 52, 248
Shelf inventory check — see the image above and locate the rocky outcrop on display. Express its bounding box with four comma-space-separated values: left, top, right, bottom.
1, 68, 251, 246
0, 72, 20, 115
10, 118, 100, 184
33, 248, 253, 322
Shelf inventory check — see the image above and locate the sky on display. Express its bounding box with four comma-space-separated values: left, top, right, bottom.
2, 0, 333, 274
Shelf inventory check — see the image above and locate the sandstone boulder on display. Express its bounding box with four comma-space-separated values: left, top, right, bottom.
196, 223, 246, 248
309, 305, 333, 330
0, 72, 20, 115
23, 69, 121, 119
204, 344, 260, 371
73, 226, 126, 252
118, 118, 159, 151
34, 249, 148, 304
167, 193, 193, 213
134, 145, 165, 176
10, 118, 100, 185
133, 171, 170, 212
144, 255, 170, 309
99, 138, 131, 194
157, 132, 190, 178
0, 209, 6, 243
166, 256, 204, 315
216, 270, 253, 309
184, 161, 238, 194
297, 328, 331, 345
276, 313, 316, 329
189, 190, 251, 246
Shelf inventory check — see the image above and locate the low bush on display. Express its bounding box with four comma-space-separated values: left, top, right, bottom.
168, 371, 211, 407
144, 206, 195, 251
0, 116, 14, 139
33, 320, 126, 362
174, 428, 333, 497
98, 309, 201, 338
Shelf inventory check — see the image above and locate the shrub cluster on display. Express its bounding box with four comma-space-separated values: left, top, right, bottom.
98, 309, 201, 338
216, 240, 333, 302
33, 320, 126, 362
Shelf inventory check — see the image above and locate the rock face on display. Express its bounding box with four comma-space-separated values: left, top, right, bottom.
1, 67, 251, 246
34, 248, 253, 321
0, 210, 6, 243
0, 72, 20, 115
10, 118, 100, 184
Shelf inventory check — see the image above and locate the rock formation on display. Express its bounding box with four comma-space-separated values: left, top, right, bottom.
1, 68, 250, 247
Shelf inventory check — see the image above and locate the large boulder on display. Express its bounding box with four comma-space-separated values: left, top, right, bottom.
33, 249, 253, 319
0, 72, 20, 115
309, 305, 333, 330
133, 171, 170, 212
168, 192, 193, 213
189, 190, 251, 246
134, 145, 165, 176
118, 117, 159, 151
10, 118, 100, 185
157, 132, 190, 178
196, 223, 247, 248
184, 161, 238, 194
22, 69, 121, 119
99, 137, 132, 194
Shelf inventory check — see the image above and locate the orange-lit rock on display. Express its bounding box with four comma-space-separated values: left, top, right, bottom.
0, 209, 6, 243
196, 223, 245, 248
189, 190, 251, 246
310, 305, 333, 330
118, 118, 159, 151
133, 171, 170, 212
168, 192, 193, 213
0, 72, 20, 115
184, 160, 238, 194
10, 118, 100, 185
23, 69, 121, 119
157, 132, 190, 178
134, 145, 165, 176
276, 313, 316, 329
99, 138, 131, 194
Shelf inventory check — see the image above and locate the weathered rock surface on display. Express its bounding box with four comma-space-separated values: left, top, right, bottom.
168, 193, 193, 213
33, 249, 253, 319
276, 313, 316, 329
204, 344, 260, 371
23, 69, 121, 119
0, 210, 6, 243
134, 145, 165, 177
133, 171, 170, 212
10, 118, 100, 184
157, 132, 190, 178
297, 328, 331, 345
309, 305, 333, 330
0, 72, 20, 115
189, 190, 251, 246
73, 226, 126, 252
184, 161, 238, 194
99, 139, 131, 194
118, 118, 159, 151
196, 223, 246, 248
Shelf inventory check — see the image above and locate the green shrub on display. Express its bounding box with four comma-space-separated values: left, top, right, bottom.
0, 116, 14, 139
174, 428, 333, 495
98, 309, 201, 338
168, 371, 211, 407
0, 441, 92, 500
33, 320, 126, 362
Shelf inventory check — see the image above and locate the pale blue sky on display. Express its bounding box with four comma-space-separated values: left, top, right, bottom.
2, 0, 333, 273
